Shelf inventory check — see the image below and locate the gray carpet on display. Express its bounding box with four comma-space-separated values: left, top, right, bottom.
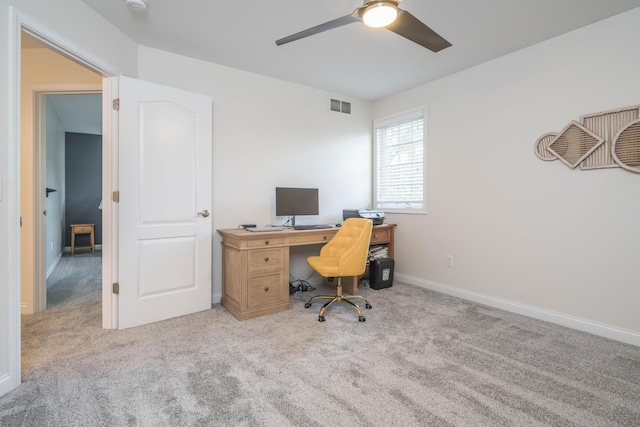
1, 255, 639, 426
46, 251, 102, 308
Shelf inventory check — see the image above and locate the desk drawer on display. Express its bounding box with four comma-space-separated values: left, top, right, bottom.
247, 273, 287, 309
370, 228, 391, 244
248, 248, 284, 273
289, 232, 333, 245
247, 237, 285, 248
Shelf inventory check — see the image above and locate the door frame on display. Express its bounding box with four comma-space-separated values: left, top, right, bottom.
5, 7, 122, 395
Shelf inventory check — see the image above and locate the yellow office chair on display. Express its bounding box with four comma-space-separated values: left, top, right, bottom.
304, 218, 373, 322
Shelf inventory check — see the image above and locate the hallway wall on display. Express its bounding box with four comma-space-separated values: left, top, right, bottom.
64, 132, 102, 248
44, 97, 65, 276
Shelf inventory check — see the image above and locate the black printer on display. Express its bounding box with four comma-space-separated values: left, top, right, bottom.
342, 209, 385, 225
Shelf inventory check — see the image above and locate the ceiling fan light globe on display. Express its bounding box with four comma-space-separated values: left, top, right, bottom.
362, 3, 398, 28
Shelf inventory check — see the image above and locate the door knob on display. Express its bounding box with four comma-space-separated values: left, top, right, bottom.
197, 209, 210, 218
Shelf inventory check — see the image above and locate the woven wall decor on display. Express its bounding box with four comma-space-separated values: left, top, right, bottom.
534, 132, 558, 161
535, 105, 640, 174
612, 119, 640, 173
546, 121, 604, 169
580, 106, 640, 170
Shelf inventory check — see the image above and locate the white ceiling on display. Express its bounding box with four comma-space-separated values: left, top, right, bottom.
46, 94, 102, 135
80, 0, 640, 101
22, 33, 103, 135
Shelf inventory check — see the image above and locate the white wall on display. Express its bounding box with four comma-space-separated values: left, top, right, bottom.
0, 0, 138, 397
137, 46, 373, 298
375, 8, 640, 341
44, 97, 65, 277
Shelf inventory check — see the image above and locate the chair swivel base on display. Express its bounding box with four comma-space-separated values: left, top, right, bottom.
305, 291, 372, 322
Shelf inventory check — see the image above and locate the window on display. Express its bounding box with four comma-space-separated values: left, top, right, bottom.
373, 106, 426, 213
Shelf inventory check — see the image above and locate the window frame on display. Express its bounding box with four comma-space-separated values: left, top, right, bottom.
372, 105, 427, 215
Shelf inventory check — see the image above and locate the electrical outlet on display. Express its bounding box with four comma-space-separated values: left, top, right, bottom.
446, 255, 454, 267
50, 242, 54, 250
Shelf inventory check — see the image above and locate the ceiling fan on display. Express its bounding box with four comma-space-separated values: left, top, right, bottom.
275, 0, 451, 53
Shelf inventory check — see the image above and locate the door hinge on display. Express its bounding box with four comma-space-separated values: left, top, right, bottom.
112, 283, 120, 294
112, 98, 120, 111
112, 191, 120, 203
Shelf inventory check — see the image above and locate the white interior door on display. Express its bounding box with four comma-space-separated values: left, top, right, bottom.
117, 76, 212, 329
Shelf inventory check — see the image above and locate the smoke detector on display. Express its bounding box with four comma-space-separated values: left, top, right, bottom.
126, 0, 147, 11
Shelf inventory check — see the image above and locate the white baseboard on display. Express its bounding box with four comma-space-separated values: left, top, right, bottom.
212, 292, 222, 305
46, 252, 63, 279
0, 372, 19, 398
395, 273, 640, 347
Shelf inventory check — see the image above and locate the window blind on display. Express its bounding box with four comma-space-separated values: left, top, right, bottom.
374, 107, 425, 212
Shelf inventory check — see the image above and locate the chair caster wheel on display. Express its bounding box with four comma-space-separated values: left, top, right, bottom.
318, 316, 325, 322
304, 303, 311, 308
358, 316, 366, 322
365, 303, 372, 309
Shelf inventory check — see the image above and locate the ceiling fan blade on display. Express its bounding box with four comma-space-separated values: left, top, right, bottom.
386, 10, 451, 52
276, 10, 361, 46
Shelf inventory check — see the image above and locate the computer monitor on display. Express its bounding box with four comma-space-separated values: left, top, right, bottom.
275, 187, 319, 226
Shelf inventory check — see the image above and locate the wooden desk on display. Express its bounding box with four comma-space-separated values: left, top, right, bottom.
70, 223, 95, 255
217, 224, 396, 320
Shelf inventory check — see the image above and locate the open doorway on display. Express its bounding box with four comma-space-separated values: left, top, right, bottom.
6, 12, 215, 397
20, 32, 104, 315
3, 11, 122, 396
41, 96, 103, 308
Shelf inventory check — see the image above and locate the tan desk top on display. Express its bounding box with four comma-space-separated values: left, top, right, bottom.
217, 223, 396, 250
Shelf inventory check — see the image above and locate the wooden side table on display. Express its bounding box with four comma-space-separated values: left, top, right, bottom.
71, 223, 95, 255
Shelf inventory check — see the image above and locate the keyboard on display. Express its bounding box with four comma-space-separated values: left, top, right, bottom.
245, 227, 285, 232
293, 224, 334, 230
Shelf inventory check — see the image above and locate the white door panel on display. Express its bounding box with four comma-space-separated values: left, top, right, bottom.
116, 76, 212, 329
138, 236, 196, 296
139, 101, 197, 223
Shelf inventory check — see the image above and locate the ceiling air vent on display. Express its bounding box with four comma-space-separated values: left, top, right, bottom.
330, 99, 351, 114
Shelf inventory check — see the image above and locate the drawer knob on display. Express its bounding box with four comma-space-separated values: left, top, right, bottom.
323, 236, 327, 240
264, 257, 269, 262
264, 287, 269, 292
264, 240, 270, 245
373, 234, 378, 238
